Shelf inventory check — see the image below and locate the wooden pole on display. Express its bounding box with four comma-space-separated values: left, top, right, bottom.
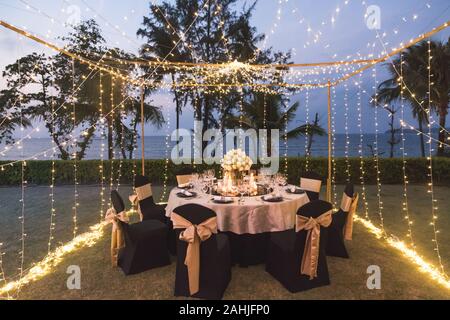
140, 86, 145, 176
327, 81, 332, 203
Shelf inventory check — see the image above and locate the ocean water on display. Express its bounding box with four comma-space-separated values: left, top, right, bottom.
0, 133, 436, 160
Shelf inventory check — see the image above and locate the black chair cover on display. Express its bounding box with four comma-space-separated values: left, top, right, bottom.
265, 200, 332, 292
134, 175, 167, 223
172, 204, 231, 300
224, 232, 270, 267
111, 190, 170, 275
300, 171, 323, 201
134, 175, 176, 255
326, 184, 354, 258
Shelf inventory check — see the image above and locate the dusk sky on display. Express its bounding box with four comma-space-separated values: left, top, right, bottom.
1, 0, 449, 137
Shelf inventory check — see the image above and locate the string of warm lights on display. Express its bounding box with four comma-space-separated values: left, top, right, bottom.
304, 87, 310, 171
16, 44, 26, 297
71, 59, 79, 239
99, 72, 106, 222
47, 64, 57, 254
108, 77, 116, 208
283, 97, 288, 176
426, 40, 445, 275
343, 82, 351, 183
116, 86, 127, 191
0, 222, 108, 297
354, 215, 450, 291
399, 120, 450, 147
399, 52, 415, 250
357, 72, 370, 220
159, 97, 171, 202
372, 64, 385, 233
331, 85, 338, 208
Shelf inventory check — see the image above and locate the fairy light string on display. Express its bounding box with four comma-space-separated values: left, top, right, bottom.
357, 72, 370, 220
399, 51, 415, 250
99, 72, 106, 222
372, 63, 385, 233
426, 40, 445, 275
109, 76, 116, 205
16, 41, 27, 297
304, 87, 310, 171
47, 65, 57, 254
343, 82, 351, 183
331, 85, 338, 208
71, 58, 79, 239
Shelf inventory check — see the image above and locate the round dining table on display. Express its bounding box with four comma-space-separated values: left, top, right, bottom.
165, 188, 309, 235
165, 188, 309, 266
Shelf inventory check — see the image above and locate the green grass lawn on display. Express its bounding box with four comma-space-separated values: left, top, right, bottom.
1, 184, 449, 300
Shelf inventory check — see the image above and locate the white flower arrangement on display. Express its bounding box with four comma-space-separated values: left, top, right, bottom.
221, 149, 253, 172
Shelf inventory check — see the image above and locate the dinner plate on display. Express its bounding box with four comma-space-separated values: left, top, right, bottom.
212, 197, 234, 204
261, 196, 284, 203
285, 188, 305, 195
176, 191, 197, 198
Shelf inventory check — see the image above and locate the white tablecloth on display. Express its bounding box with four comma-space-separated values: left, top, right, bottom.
165, 189, 309, 235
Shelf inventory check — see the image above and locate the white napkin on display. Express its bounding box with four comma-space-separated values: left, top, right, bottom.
289, 185, 301, 193
263, 193, 282, 201
180, 190, 193, 197
178, 183, 191, 188
213, 196, 232, 202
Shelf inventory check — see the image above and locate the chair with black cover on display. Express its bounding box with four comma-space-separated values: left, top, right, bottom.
171, 204, 231, 299
134, 175, 177, 255
134, 175, 167, 223
265, 200, 332, 292
111, 190, 170, 275
176, 167, 194, 188
300, 172, 323, 201
326, 184, 354, 258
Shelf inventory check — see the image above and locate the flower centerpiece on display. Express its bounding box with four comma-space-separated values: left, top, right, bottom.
218, 149, 257, 196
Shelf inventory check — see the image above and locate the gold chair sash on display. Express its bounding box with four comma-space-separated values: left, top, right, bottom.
300, 178, 322, 193
340, 193, 353, 212
296, 211, 332, 279
177, 174, 192, 187
344, 193, 359, 241
105, 208, 129, 266
171, 213, 218, 295
129, 194, 143, 222
135, 183, 152, 200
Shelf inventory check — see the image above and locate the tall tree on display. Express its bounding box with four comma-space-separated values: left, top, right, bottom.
0, 87, 31, 146
378, 39, 450, 157
137, 0, 290, 152
225, 93, 325, 155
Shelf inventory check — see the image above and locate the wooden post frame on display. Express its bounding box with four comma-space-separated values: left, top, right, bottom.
327, 81, 332, 203
140, 86, 145, 176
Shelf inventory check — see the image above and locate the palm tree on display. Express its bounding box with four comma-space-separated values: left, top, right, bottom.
428, 39, 450, 156
378, 39, 450, 157
373, 84, 402, 158
225, 93, 326, 155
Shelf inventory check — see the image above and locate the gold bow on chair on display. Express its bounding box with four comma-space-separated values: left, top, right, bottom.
105, 208, 129, 267
171, 213, 218, 295
176, 175, 192, 187
344, 193, 359, 241
296, 211, 332, 279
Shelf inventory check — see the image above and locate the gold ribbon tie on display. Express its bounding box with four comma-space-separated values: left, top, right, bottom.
296, 211, 332, 279
344, 193, 359, 241
105, 208, 129, 266
171, 213, 218, 295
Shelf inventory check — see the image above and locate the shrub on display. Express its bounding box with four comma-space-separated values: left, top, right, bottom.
0, 158, 449, 186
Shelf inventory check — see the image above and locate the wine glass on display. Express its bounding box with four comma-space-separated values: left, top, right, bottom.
190, 173, 200, 192
237, 180, 247, 205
